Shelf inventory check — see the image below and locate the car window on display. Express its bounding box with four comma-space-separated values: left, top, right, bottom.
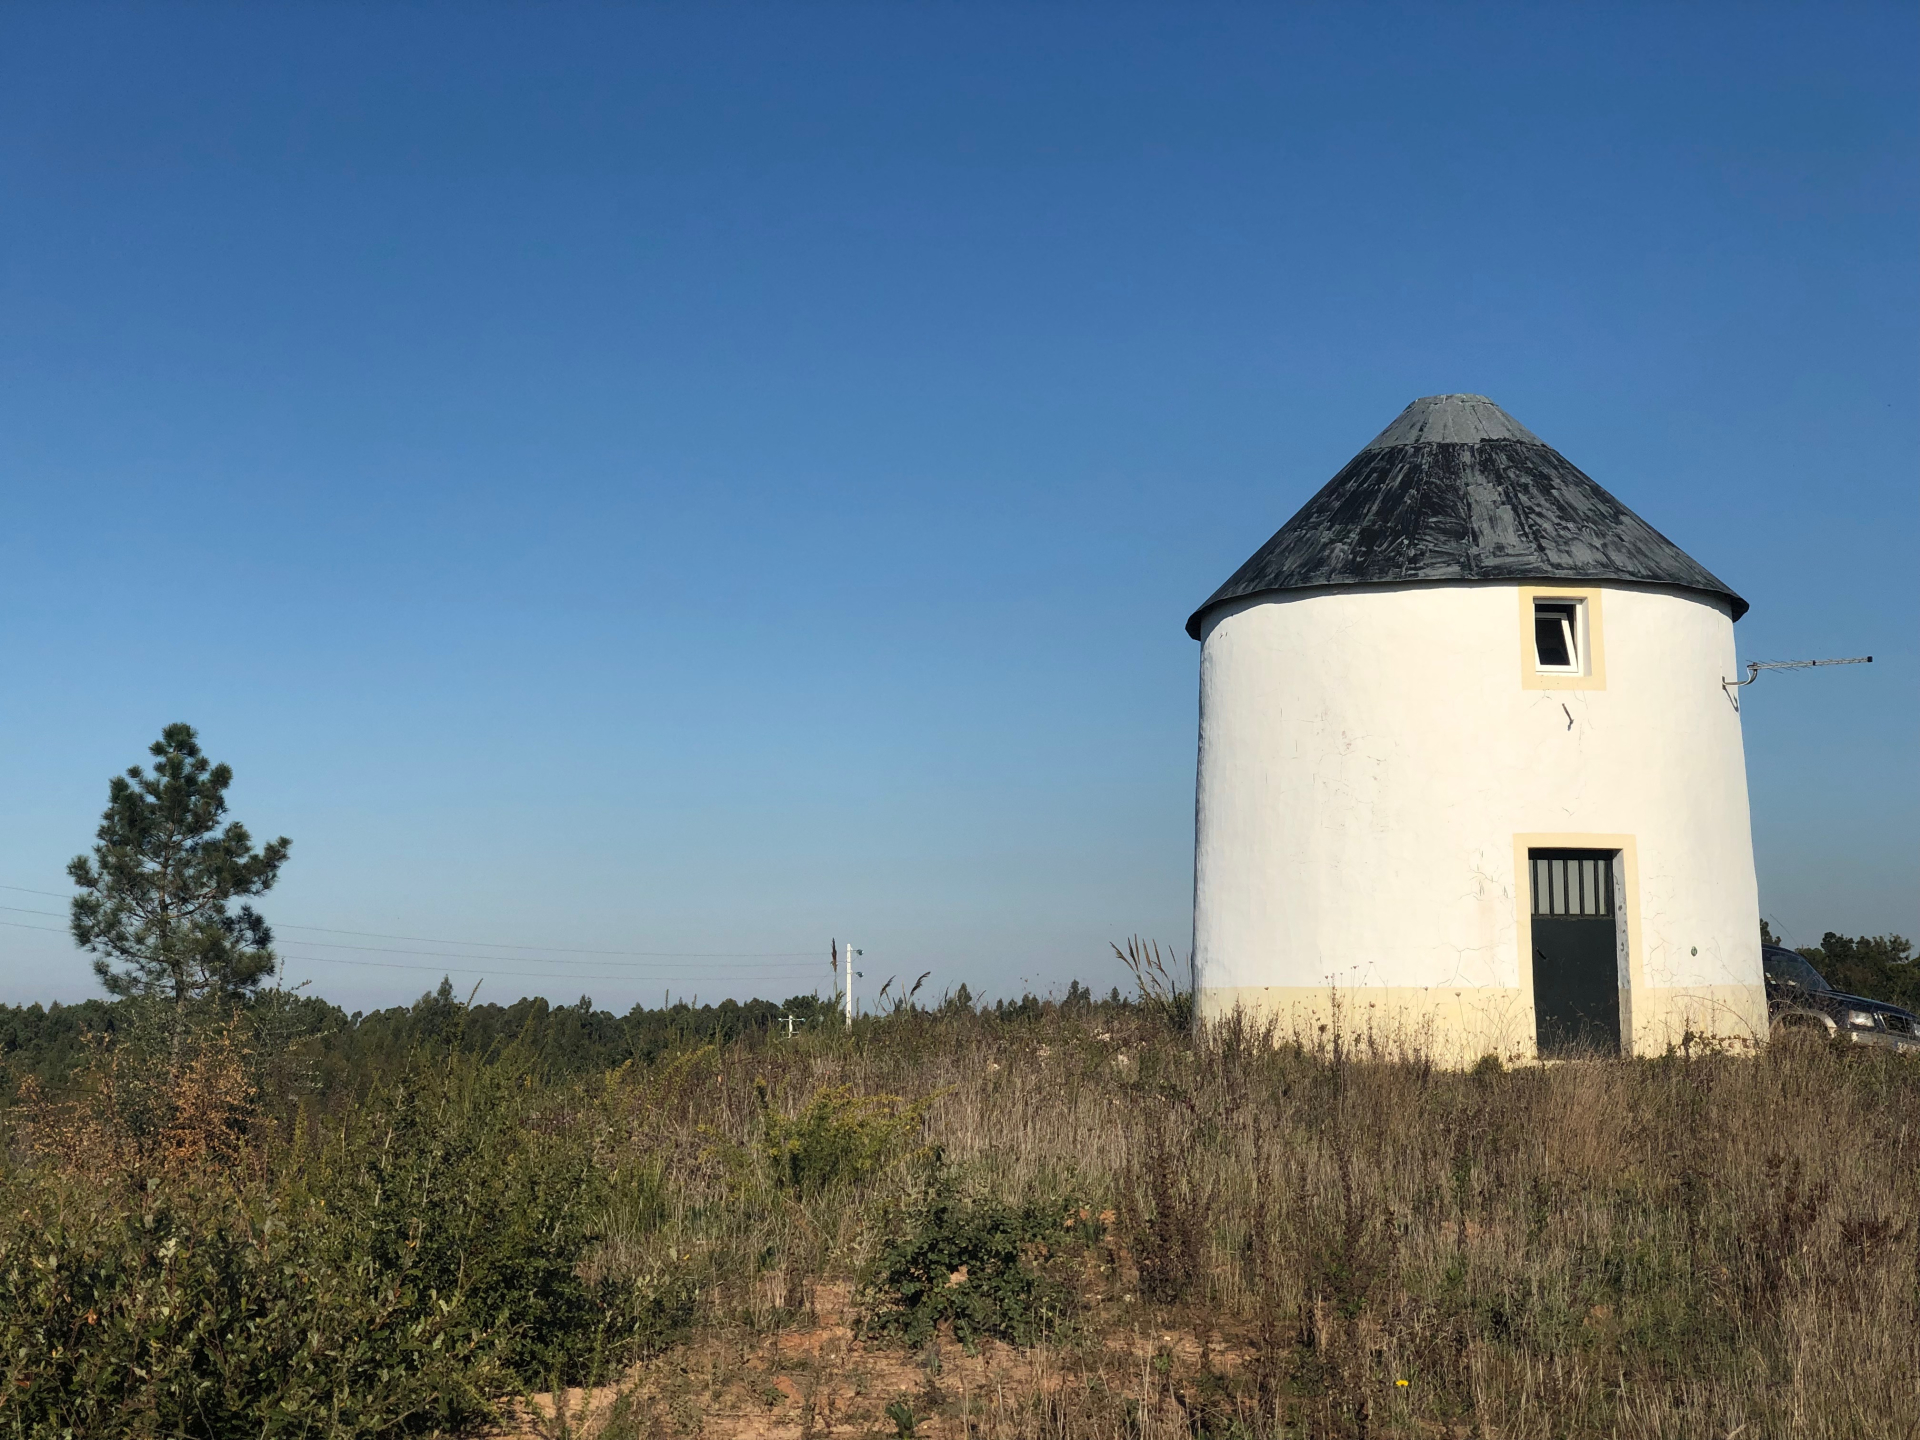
1762, 946, 1830, 991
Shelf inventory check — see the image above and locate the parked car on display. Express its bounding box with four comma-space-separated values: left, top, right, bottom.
1763, 943, 1920, 1054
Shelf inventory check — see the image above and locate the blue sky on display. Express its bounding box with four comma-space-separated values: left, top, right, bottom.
1, 2, 1912, 1012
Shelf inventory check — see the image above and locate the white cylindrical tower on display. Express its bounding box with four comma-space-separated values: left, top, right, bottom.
1188, 395, 1764, 1064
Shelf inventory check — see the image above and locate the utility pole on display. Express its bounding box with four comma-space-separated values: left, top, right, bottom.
832, 938, 863, 1030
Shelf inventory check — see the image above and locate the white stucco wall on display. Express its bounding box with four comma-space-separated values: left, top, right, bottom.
1192, 580, 1765, 1063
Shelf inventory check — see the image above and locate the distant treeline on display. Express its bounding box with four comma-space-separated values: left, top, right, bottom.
0, 977, 1129, 1095
4, 931, 1911, 1096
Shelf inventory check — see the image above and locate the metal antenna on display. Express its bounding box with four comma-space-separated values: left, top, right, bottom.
1723, 655, 1872, 695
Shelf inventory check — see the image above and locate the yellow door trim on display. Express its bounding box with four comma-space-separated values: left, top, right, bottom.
1513, 833, 1643, 1057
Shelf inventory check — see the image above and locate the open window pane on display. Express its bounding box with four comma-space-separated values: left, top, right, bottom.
1533, 602, 1579, 671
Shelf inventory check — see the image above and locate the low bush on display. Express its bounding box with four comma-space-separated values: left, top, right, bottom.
864, 1159, 1079, 1347
0, 1171, 499, 1436
0, 1043, 692, 1436
754, 1082, 926, 1199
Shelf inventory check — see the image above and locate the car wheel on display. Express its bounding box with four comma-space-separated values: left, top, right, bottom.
1769, 1015, 1831, 1054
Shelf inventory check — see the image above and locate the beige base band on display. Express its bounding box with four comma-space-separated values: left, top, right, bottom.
1196, 984, 1768, 1067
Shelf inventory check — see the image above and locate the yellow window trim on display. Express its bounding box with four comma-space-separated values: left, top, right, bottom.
1519, 585, 1607, 690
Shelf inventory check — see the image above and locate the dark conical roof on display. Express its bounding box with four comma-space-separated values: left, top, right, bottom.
1186, 394, 1746, 638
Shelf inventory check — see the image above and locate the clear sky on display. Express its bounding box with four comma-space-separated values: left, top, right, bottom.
1, 2, 1913, 1013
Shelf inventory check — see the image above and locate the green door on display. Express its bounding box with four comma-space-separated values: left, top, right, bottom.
1528, 850, 1622, 1057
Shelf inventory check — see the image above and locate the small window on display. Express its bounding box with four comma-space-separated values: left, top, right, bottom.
1530, 853, 1613, 917
1533, 601, 1580, 673
1518, 587, 1604, 689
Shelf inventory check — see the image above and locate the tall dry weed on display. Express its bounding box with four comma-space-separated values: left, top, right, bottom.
736, 1006, 1920, 1440
7, 993, 1918, 1439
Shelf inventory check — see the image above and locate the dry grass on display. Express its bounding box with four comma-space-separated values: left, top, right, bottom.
7, 1001, 1912, 1437
511, 1008, 1920, 1440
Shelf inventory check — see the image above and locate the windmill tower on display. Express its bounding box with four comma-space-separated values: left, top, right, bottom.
1187, 394, 1765, 1063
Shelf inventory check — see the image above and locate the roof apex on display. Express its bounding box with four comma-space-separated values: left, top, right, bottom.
1363, 394, 1542, 449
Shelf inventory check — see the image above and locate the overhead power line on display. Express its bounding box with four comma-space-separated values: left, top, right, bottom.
274, 951, 821, 984
269, 920, 816, 958
3, 919, 819, 986
275, 936, 819, 968
273, 943, 821, 976
1, 919, 68, 935
1, 884, 827, 966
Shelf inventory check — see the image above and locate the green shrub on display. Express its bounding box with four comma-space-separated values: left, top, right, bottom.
864, 1162, 1077, 1347
755, 1082, 924, 1198
0, 1050, 692, 1436
0, 1171, 498, 1437
300, 1055, 618, 1381
884, 1396, 918, 1436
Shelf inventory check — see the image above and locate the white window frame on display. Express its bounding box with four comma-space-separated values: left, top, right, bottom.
1532, 599, 1584, 675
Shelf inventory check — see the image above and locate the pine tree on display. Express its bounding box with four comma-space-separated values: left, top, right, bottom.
69, 724, 292, 1017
